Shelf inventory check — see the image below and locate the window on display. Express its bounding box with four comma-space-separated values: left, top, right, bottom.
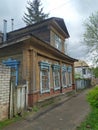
62, 66, 67, 87
55, 34, 62, 50
67, 66, 72, 86
82, 68, 86, 74
3, 58, 20, 86
52, 65, 60, 90
39, 62, 50, 93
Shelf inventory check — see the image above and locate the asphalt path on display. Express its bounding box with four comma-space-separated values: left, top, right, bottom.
3, 89, 90, 130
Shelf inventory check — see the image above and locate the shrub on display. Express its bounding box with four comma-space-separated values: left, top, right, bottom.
87, 86, 98, 108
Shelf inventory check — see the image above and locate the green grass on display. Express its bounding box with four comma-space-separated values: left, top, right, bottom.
77, 108, 98, 130
0, 115, 22, 129
33, 105, 39, 112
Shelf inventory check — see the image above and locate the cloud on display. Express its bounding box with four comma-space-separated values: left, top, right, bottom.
0, 0, 98, 64
0, 0, 27, 31
72, 0, 98, 16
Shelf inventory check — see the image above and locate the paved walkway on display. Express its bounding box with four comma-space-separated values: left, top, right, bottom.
3, 89, 90, 130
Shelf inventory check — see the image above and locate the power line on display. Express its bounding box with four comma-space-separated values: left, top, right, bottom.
48, 0, 73, 12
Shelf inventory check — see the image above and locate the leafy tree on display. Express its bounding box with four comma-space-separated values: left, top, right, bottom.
23, 0, 49, 25
92, 67, 98, 78
83, 11, 98, 64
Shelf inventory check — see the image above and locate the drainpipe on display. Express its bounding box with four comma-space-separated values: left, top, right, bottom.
3, 19, 7, 42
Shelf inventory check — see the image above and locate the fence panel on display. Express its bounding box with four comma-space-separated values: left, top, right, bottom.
75, 79, 91, 90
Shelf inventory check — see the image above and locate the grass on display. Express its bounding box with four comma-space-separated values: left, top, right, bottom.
0, 115, 22, 129
0, 106, 39, 129
0, 101, 53, 129
77, 108, 98, 130
33, 105, 39, 112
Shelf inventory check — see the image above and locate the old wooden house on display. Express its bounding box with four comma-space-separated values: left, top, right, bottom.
0, 17, 77, 107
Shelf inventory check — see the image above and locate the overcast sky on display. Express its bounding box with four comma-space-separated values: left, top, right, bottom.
0, 0, 98, 65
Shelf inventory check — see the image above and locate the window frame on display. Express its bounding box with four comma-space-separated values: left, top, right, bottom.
52, 64, 61, 90
67, 66, 72, 87
39, 62, 50, 94
82, 68, 86, 75
55, 34, 62, 51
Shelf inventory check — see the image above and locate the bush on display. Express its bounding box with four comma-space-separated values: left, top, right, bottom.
87, 86, 98, 108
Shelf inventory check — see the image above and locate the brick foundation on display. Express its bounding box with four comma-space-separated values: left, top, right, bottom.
28, 86, 73, 106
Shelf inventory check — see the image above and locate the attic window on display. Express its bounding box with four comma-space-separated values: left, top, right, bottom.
55, 34, 62, 51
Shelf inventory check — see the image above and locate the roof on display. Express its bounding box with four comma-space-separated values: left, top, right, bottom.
74, 60, 89, 67
7, 17, 69, 42
0, 33, 77, 63
0, 17, 77, 63
53, 17, 70, 37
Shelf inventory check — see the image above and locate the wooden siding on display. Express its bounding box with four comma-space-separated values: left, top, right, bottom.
0, 35, 75, 106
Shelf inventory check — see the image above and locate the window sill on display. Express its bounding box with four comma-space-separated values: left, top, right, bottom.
54, 87, 60, 91
40, 89, 50, 94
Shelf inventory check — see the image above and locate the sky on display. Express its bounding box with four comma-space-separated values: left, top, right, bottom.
0, 0, 98, 65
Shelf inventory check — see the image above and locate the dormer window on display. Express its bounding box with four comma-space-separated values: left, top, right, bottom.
55, 34, 62, 51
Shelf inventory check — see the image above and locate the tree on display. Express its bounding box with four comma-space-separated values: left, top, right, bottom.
83, 11, 98, 64
23, 0, 49, 25
92, 67, 98, 78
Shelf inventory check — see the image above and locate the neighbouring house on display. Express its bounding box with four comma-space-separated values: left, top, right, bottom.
0, 17, 77, 107
74, 60, 92, 89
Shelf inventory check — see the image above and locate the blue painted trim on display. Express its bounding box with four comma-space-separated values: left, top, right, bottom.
62, 65, 67, 71
67, 66, 72, 72
3, 58, 20, 86
39, 62, 50, 70
52, 64, 61, 71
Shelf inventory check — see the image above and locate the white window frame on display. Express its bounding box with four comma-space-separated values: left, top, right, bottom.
53, 70, 60, 90
52, 64, 61, 90
67, 66, 72, 87
55, 34, 62, 51
39, 62, 50, 94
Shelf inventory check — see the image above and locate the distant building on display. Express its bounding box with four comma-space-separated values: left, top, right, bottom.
74, 60, 92, 89
74, 60, 92, 79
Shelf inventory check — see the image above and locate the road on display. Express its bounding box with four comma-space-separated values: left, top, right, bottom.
3, 89, 90, 130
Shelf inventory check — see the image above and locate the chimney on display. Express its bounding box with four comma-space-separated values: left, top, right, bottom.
11, 19, 14, 31
3, 19, 7, 42
0, 32, 3, 43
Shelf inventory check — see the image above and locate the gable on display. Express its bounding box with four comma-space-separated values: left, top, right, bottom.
53, 17, 70, 38
6, 17, 69, 42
